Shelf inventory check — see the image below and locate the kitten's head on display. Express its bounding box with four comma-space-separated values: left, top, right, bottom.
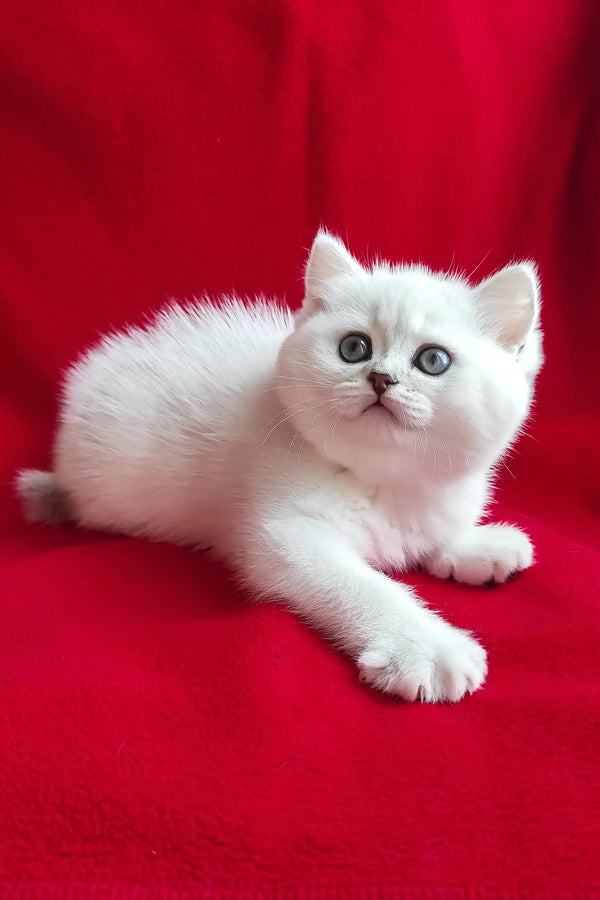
276, 231, 542, 481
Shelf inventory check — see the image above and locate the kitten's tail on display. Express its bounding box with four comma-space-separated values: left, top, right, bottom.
15, 469, 72, 523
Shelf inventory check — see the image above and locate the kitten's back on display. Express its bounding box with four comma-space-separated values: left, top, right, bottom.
30, 298, 293, 545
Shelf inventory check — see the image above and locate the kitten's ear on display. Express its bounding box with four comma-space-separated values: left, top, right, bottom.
302, 230, 362, 318
474, 262, 540, 350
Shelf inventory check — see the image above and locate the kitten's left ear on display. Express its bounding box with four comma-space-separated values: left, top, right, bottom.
301, 230, 363, 319
474, 262, 540, 350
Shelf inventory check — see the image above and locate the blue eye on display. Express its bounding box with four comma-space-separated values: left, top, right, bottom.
339, 333, 372, 363
413, 346, 452, 376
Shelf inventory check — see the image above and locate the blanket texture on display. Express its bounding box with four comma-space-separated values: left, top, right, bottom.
1, 0, 599, 896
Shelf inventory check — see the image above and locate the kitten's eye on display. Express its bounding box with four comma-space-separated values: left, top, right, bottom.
339, 333, 373, 364
413, 346, 452, 376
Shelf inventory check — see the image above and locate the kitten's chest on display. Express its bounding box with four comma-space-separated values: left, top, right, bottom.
364, 493, 434, 570
342, 478, 453, 571
321, 464, 483, 572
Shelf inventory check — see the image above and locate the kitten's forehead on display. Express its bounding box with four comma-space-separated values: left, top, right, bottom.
353, 265, 472, 332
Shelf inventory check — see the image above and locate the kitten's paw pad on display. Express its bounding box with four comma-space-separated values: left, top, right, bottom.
424, 525, 533, 586
358, 627, 487, 703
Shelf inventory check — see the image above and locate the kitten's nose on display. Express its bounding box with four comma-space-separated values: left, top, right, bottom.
368, 371, 395, 397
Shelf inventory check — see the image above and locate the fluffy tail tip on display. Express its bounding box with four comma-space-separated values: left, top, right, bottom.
15, 469, 72, 523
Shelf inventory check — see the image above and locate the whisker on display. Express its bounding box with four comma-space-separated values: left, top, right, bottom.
434, 404, 489, 439
427, 431, 437, 476
499, 458, 516, 479
297, 400, 349, 458
262, 395, 333, 428
261, 397, 343, 445
258, 380, 336, 395
434, 423, 454, 472
323, 399, 352, 450
431, 416, 473, 471
287, 398, 349, 459
466, 249, 491, 282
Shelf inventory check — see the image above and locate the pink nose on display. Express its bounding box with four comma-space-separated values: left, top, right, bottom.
368, 372, 394, 396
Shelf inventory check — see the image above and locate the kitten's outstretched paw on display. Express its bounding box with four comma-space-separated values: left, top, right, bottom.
424, 524, 533, 586
358, 626, 487, 703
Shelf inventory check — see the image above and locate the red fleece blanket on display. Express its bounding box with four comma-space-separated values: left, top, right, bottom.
1, 0, 599, 896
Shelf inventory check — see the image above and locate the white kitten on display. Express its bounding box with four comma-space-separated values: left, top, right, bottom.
17, 231, 543, 702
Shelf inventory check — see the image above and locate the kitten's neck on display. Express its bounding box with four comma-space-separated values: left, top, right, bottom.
318, 434, 490, 494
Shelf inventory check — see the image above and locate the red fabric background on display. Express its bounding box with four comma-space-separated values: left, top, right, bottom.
1, 0, 599, 896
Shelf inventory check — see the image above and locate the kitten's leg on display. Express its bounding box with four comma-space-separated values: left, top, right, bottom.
423, 523, 533, 586
241, 516, 487, 703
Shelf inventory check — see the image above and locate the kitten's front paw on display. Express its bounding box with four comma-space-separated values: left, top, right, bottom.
358, 622, 487, 703
424, 524, 533, 586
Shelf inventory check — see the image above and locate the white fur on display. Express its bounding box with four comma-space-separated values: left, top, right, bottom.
17, 232, 543, 702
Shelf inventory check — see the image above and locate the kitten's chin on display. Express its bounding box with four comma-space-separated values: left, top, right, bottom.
361, 401, 421, 432
309, 409, 420, 468
357, 399, 438, 447
362, 402, 397, 421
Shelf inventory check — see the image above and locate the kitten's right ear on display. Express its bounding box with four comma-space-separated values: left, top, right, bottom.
301, 230, 362, 319
474, 262, 540, 351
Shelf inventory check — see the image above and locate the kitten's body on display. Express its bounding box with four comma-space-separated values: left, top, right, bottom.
18, 233, 542, 702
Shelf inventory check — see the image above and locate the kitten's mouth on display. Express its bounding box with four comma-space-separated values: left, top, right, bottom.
363, 399, 397, 420
362, 399, 419, 431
